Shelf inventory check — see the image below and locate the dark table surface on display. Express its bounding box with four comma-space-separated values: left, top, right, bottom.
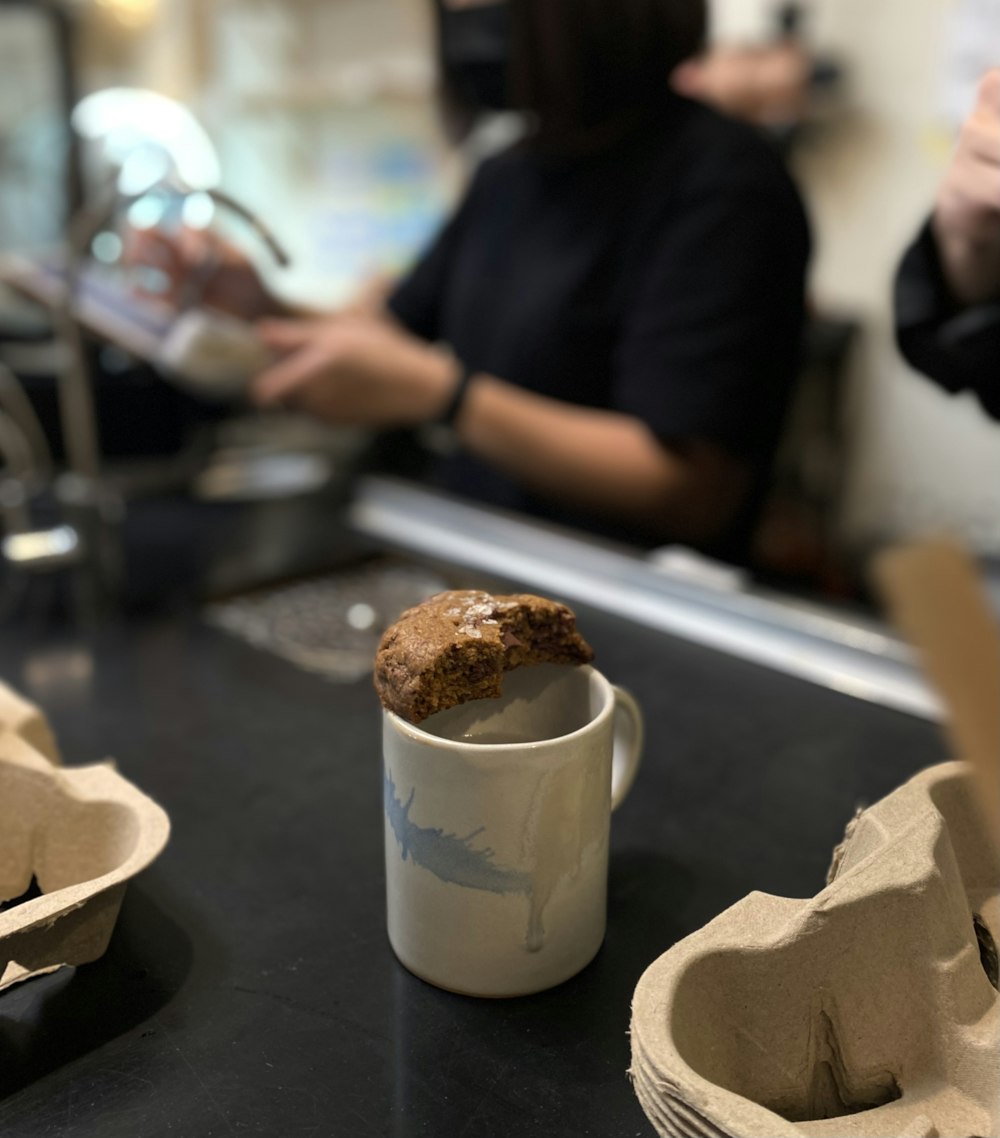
0, 523, 949, 1138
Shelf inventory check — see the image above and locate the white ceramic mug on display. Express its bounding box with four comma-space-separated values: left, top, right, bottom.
382, 663, 643, 997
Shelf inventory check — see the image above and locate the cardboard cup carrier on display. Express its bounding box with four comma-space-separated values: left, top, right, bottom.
0, 682, 170, 991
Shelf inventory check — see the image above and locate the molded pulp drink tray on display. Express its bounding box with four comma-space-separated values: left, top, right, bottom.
631, 762, 999, 1138
0, 683, 169, 991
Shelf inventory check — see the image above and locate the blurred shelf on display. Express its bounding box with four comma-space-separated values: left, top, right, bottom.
220, 58, 435, 113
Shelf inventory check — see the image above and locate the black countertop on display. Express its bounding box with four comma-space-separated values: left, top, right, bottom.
0, 538, 948, 1137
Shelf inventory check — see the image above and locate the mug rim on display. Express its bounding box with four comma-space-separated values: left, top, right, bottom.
385, 664, 614, 751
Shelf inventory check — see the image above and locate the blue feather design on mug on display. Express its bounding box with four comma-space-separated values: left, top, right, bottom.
384, 769, 531, 895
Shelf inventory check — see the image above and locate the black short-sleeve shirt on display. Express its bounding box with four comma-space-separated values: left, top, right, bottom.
388, 93, 811, 554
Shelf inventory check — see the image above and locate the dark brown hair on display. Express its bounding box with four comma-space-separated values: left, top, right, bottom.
437, 0, 707, 151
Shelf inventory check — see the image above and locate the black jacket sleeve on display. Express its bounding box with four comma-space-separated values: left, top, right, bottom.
895, 221, 1000, 420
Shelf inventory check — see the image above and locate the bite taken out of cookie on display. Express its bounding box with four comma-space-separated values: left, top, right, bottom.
374, 590, 594, 724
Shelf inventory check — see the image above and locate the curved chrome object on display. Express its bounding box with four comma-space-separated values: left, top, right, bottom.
191, 184, 291, 269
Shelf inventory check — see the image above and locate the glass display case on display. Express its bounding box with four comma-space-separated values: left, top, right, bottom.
0, 1, 79, 256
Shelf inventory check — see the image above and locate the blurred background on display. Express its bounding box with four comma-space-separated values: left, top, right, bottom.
0, 0, 997, 611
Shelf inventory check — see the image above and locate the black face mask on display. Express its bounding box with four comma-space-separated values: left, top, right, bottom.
438, 2, 511, 113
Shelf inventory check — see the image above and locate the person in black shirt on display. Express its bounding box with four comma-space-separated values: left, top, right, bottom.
896, 69, 1000, 420
141, 0, 811, 559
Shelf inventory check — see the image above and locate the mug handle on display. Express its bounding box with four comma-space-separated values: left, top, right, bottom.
610, 685, 644, 812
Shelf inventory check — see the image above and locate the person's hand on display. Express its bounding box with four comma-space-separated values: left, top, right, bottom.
250, 315, 459, 427
123, 225, 284, 319
933, 69, 1000, 305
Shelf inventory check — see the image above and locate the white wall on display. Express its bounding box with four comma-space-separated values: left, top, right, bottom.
710, 0, 777, 40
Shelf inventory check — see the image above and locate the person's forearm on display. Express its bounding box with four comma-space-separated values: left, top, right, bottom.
455, 376, 746, 543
